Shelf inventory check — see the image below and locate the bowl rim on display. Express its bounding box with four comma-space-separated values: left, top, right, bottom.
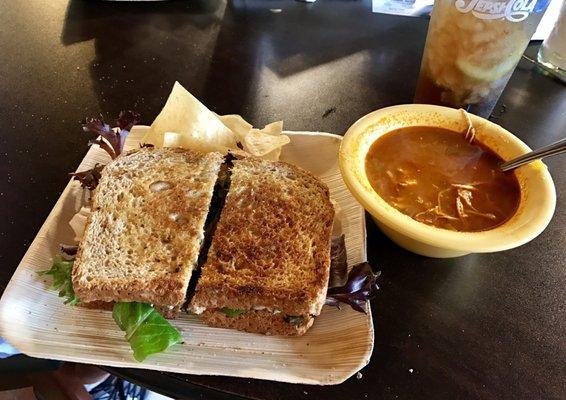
339, 104, 557, 253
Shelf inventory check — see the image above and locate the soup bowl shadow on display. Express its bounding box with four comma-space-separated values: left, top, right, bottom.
339, 104, 556, 258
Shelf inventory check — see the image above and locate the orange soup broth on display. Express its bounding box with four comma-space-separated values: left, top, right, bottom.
365, 126, 521, 232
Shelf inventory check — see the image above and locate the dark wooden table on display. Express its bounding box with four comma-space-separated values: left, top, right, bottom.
1, 0, 565, 399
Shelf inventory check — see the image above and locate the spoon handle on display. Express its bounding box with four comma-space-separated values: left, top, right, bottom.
500, 138, 566, 172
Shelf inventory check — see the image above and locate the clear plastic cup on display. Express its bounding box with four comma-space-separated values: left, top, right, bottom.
414, 0, 551, 118
538, 1, 566, 82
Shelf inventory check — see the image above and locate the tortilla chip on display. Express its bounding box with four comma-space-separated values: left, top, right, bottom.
243, 128, 290, 160
143, 83, 289, 160
142, 81, 237, 153
218, 114, 252, 143
219, 116, 288, 160
261, 121, 283, 136
241, 121, 288, 160
162, 132, 183, 148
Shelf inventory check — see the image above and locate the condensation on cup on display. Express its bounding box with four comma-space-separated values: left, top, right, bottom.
414, 0, 551, 118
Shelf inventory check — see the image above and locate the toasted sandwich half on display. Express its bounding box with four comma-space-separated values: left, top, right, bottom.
72, 147, 224, 317
189, 157, 335, 335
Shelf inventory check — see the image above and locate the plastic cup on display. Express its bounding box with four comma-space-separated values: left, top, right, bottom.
414, 0, 551, 118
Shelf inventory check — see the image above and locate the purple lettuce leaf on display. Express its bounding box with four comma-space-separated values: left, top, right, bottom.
117, 110, 141, 152
326, 262, 380, 314
70, 163, 104, 191
60, 244, 78, 257
329, 234, 348, 288
117, 110, 141, 132
82, 116, 112, 137
88, 138, 116, 160
83, 116, 119, 159
60, 244, 78, 261
82, 111, 140, 159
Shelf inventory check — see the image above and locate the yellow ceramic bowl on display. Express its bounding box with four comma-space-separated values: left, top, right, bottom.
339, 104, 556, 258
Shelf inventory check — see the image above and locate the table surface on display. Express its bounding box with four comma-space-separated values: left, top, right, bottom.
1, 0, 565, 399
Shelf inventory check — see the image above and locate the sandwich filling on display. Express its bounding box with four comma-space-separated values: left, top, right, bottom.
193, 305, 313, 327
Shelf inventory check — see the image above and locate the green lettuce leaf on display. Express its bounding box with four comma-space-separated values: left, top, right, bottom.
220, 307, 246, 317
38, 260, 79, 305
284, 315, 305, 326
112, 302, 183, 362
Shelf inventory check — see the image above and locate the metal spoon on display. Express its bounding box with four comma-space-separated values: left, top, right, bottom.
500, 137, 566, 171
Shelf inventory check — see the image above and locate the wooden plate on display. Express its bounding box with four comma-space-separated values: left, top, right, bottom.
0, 126, 373, 385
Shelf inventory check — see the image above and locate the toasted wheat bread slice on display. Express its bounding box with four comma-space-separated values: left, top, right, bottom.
190, 157, 334, 330
199, 309, 314, 336
72, 147, 223, 313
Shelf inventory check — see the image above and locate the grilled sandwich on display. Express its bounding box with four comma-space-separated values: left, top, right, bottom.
73, 146, 334, 334
189, 157, 335, 335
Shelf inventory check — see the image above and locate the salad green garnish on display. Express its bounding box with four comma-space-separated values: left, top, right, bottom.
38, 112, 184, 363
112, 302, 183, 362
72, 110, 141, 191
326, 235, 380, 314
220, 307, 246, 317
38, 260, 79, 305
82, 110, 140, 159
284, 315, 305, 326
39, 239, 183, 362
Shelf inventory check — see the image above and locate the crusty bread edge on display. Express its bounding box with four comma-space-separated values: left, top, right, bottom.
72, 161, 104, 301
74, 277, 188, 308
198, 309, 315, 336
